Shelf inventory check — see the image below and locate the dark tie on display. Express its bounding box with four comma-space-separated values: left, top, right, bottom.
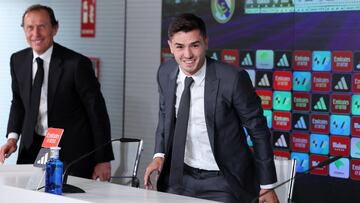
30, 57, 44, 128
169, 76, 194, 191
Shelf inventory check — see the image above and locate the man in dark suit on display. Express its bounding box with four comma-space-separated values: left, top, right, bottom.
0, 4, 113, 180
144, 14, 278, 203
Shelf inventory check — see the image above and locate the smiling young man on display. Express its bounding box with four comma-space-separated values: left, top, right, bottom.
0, 4, 113, 181
144, 13, 279, 203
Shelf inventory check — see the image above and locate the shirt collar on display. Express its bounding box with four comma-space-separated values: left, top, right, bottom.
33, 45, 54, 64
178, 60, 206, 86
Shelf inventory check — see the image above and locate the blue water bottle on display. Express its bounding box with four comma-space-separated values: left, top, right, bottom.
45, 147, 63, 195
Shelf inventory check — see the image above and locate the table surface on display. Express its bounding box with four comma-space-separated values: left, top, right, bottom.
0, 164, 216, 203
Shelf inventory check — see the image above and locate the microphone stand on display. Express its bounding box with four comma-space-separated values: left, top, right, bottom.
251, 155, 342, 203
62, 138, 121, 193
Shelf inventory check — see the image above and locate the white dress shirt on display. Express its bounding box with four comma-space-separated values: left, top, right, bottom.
8, 45, 53, 140
175, 61, 219, 170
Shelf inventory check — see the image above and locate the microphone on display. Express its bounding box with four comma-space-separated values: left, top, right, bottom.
62, 138, 129, 193
251, 155, 342, 203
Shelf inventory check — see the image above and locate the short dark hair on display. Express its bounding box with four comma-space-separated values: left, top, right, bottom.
21, 4, 58, 27
168, 13, 207, 39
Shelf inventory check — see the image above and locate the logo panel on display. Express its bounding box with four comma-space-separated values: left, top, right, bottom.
330, 94, 351, 114
275, 51, 292, 69
352, 74, 360, 93
256, 50, 274, 69
312, 51, 331, 71
256, 90, 273, 109
207, 49, 221, 61
330, 136, 350, 156
274, 150, 290, 159
332, 51, 353, 72
351, 137, 360, 158
292, 113, 309, 131
221, 49, 239, 65
273, 111, 291, 131
350, 159, 360, 180
310, 134, 329, 155
211, 0, 235, 23
291, 152, 309, 173
293, 71, 311, 91
255, 71, 273, 88
332, 74, 351, 92
239, 50, 255, 68
273, 71, 292, 90
273, 131, 290, 150
292, 92, 310, 111
352, 95, 360, 115
264, 110, 273, 129
354, 52, 360, 71
311, 94, 329, 112
312, 72, 331, 92
273, 91, 292, 111
329, 157, 350, 179
310, 114, 330, 134
351, 116, 360, 137
245, 69, 255, 87
293, 50, 311, 70
330, 115, 350, 136
310, 154, 329, 176
291, 132, 309, 153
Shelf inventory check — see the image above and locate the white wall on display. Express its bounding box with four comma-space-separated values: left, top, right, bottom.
124, 0, 162, 187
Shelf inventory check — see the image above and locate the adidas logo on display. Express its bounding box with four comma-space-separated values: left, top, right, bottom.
334, 77, 349, 90
277, 54, 290, 67
241, 53, 253, 66
36, 152, 49, 165
294, 116, 307, 129
258, 74, 270, 87
314, 97, 327, 110
275, 134, 288, 147
211, 52, 218, 60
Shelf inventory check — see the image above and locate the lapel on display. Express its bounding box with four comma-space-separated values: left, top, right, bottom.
47, 43, 64, 116
204, 58, 219, 150
164, 66, 178, 153
22, 50, 33, 107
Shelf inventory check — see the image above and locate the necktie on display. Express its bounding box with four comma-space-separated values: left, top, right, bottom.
30, 57, 44, 128
169, 76, 194, 191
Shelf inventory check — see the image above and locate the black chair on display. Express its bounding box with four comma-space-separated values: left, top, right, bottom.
110, 138, 143, 187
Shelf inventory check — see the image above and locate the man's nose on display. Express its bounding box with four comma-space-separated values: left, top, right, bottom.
183, 47, 193, 58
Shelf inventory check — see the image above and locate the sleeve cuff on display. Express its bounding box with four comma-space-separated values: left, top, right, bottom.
153, 153, 165, 159
7, 132, 19, 141
260, 182, 277, 189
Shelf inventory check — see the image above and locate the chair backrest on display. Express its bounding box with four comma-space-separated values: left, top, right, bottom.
110, 138, 143, 187
274, 158, 297, 203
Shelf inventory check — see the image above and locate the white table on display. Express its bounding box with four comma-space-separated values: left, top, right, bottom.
0, 164, 216, 203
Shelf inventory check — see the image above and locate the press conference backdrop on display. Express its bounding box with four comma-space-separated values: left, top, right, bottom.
161, 0, 360, 202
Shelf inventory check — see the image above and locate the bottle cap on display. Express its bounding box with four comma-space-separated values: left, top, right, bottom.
50, 147, 61, 159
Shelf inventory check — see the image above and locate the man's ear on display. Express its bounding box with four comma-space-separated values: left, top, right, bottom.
167, 40, 173, 54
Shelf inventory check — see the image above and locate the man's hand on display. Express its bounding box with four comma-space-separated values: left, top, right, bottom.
0, 138, 17, 164
92, 162, 111, 181
144, 157, 164, 189
258, 189, 279, 203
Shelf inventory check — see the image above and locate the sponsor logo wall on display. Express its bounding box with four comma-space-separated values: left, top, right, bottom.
205, 49, 360, 180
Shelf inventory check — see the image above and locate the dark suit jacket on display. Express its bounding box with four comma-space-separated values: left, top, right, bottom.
7, 42, 114, 178
155, 57, 277, 202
